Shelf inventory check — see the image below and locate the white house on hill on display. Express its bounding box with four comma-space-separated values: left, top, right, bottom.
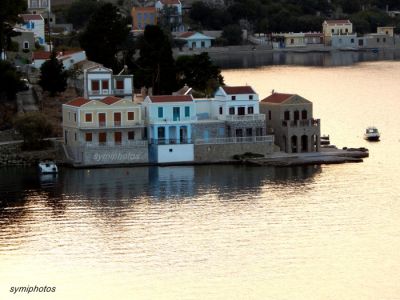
178, 32, 215, 49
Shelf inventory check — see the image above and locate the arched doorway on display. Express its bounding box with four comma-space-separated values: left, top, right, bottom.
301, 135, 308, 152
291, 135, 298, 153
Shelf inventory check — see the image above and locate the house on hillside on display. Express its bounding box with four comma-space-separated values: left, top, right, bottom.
10, 27, 35, 59
26, 0, 56, 27
260, 92, 320, 153
83, 65, 133, 100
178, 32, 215, 49
19, 14, 46, 47
31, 49, 87, 69
62, 96, 148, 165
155, 0, 184, 32
131, 7, 157, 30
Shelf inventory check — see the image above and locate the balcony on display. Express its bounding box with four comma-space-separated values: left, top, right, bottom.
150, 138, 192, 145
80, 120, 145, 129
195, 135, 274, 145
88, 89, 131, 97
150, 116, 197, 124
85, 140, 148, 148
282, 119, 320, 128
218, 114, 266, 122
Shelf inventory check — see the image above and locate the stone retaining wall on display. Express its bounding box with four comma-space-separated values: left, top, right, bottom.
0, 142, 61, 166
194, 142, 274, 162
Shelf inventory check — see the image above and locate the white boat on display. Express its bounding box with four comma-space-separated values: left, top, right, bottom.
38, 161, 58, 174
364, 127, 380, 141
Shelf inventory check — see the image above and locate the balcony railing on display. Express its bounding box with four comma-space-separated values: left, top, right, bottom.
282, 119, 320, 128
85, 140, 148, 147
80, 120, 144, 129
99, 121, 106, 127
195, 135, 274, 145
150, 116, 198, 124
150, 138, 192, 145
218, 114, 266, 122
88, 89, 131, 96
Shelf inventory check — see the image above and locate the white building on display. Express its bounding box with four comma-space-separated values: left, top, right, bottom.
31, 50, 87, 69
155, 0, 184, 32
83, 66, 134, 100
178, 32, 215, 49
20, 14, 46, 46
142, 95, 196, 163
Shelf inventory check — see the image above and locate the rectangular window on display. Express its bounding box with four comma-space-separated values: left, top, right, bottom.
74, 133, 77, 141
219, 107, 223, 115
238, 107, 245, 115
246, 128, 253, 136
85, 113, 92, 122
98, 113, 106, 127
218, 127, 225, 137
99, 132, 107, 144
248, 106, 254, 114
256, 127, 263, 136
91, 80, 99, 91
173, 107, 180, 121
127, 111, 134, 120
116, 80, 124, 90
249, 95, 253, 100
184, 106, 190, 117
383, 37, 386, 43
102, 80, 109, 90
128, 131, 135, 140
85, 133, 92, 142
114, 112, 121, 126
268, 110, 272, 120
231, 96, 236, 100
74, 113, 77, 122
114, 132, 122, 145
158, 107, 163, 118
229, 107, 235, 115
377, 38, 380, 43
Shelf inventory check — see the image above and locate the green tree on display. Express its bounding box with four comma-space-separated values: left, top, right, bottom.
221, 24, 243, 45
66, 0, 102, 30
0, 61, 24, 102
176, 53, 224, 96
38, 52, 68, 96
135, 25, 177, 95
79, 3, 129, 68
0, 0, 27, 54
14, 112, 53, 149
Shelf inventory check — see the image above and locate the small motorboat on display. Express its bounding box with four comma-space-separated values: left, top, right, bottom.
320, 135, 330, 146
364, 127, 380, 141
38, 161, 58, 174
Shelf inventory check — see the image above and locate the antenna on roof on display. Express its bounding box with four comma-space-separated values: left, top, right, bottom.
272, 89, 275, 94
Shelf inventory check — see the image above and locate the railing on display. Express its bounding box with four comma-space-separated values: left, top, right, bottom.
88, 89, 131, 96
195, 135, 274, 145
150, 116, 197, 123
80, 120, 144, 129
114, 121, 121, 126
114, 89, 127, 95
85, 140, 148, 148
150, 138, 192, 145
282, 119, 320, 127
218, 114, 266, 122
99, 121, 106, 127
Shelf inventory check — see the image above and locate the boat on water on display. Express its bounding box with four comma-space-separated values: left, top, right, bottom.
321, 135, 330, 146
364, 127, 380, 141
38, 161, 58, 174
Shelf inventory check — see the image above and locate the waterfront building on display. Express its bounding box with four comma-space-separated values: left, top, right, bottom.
377, 26, 395, 37
177, 32, 215, 49
142, 95, 196, 163
62, 96, 148, 166
131, 7, 157, 30
322, 20, 353, 45
304, 32, 324, 45
260, 93, 320, 153
271, 33, 306, 48
83, 65, 133, 100
331, 34, 357, 48
10, 27, 35, 60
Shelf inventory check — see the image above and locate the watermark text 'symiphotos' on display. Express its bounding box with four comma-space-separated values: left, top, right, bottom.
10, 285, 56, 295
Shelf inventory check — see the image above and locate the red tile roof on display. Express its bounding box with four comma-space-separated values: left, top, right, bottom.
66, 97, 91, 107
180, 32, 195, 38
324, 19, 351, 24
261, 93, 295, 103
100, 96, 122, 105
149, 95, 193, 103
20, 14, 43, 21
222, 86, 255, 95
161, 0, 181, 4
32, 51, 51, 60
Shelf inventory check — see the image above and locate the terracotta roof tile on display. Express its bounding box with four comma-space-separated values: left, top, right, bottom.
261, 93, 295, 103
180, 31, 195, 38
149, 95, 193, 103
32, 51, 51, 60
222, 86, 255, 95
20, 14, 43, 21
66, 97, 91, 107
100, 96, 122, 105
324, 19, 351, 24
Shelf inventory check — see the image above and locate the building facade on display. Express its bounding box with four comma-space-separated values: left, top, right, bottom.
131, 7, 157, 30
155, 0, 184, 32
260, 93, 320, 153
63, 96, 148, 166
83, 66, 133, 100
323, 20, 353, 45
20, 14, 46, 46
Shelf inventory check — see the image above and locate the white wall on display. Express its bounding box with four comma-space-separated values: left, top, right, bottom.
157, 144, 194, 163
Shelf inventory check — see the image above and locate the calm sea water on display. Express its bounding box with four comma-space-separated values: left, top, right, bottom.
1, 62, 400, 300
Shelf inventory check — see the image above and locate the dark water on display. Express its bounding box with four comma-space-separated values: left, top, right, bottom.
1, 62, 400, 299
212, 48, 400, 69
